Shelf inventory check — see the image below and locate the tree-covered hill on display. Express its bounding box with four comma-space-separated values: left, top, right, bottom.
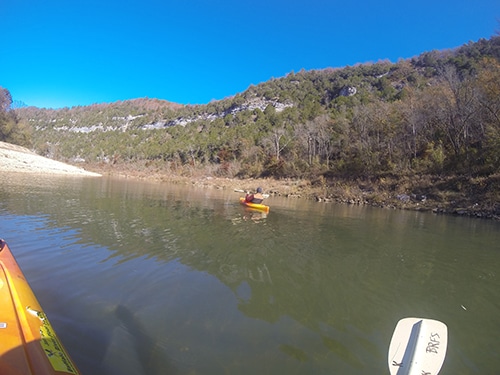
4, 36, 500, 217
13, 36, 500, 179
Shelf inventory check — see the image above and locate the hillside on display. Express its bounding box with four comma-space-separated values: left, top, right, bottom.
6, 36, 500, 219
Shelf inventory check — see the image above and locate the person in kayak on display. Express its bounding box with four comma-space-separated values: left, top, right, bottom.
245, 187, 265, 204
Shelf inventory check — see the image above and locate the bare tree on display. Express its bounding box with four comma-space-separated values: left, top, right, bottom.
0, 87, 12, 112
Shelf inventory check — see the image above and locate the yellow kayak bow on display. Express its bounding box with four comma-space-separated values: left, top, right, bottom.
239, 197, 270, 213
0, 239, 81, 375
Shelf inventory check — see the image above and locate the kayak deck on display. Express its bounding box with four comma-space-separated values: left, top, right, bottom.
239, 197, 270, 213
0, 239, 80, 375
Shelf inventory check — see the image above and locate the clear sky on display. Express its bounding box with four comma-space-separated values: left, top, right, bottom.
2, 0, 499, 109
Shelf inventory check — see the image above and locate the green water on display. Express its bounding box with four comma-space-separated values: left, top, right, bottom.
1, 173, 499, 374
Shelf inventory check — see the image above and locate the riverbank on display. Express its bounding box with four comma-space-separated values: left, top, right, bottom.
88, 161, 500, 221
0, 141, 497, 220
0, 141, 101, 177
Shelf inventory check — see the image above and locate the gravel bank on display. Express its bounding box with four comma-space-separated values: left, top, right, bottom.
0, 141, 101, 177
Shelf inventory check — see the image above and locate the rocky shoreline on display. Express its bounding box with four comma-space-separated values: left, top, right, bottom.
89, 163, 500, 221
1, 142, 498, 220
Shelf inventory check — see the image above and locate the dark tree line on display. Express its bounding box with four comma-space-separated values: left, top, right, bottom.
0, 88, 31, 146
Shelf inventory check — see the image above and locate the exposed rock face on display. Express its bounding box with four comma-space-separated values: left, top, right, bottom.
339, 86, 357, 97
30, 97, 294, 133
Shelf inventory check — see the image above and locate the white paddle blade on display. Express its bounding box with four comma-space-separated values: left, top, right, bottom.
388, 318, 447, 375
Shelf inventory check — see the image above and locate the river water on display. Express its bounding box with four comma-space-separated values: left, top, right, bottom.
0, 173, 498, 375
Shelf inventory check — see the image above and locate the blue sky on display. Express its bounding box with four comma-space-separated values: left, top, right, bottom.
2, 0, 499, 109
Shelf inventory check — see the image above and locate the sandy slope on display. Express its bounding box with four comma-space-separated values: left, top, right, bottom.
0, 141, 101, 176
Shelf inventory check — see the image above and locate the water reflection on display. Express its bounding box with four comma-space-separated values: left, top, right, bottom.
0, 173, 499, 374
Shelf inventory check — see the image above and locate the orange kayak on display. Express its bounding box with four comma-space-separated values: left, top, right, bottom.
239, 197, 270, 213
0, 239, 80, 375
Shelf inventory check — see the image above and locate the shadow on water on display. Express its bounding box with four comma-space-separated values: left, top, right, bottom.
0, 306, 175, 375
101, 305, 176, 375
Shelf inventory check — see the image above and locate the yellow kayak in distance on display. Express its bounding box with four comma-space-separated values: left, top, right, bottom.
239, 197, 270, 213
0, 239, 81, 375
